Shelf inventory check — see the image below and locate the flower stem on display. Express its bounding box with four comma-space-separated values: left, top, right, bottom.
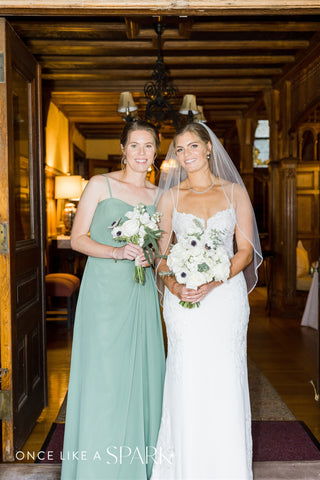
179, 300, 200, 309
133, 265, 145, 285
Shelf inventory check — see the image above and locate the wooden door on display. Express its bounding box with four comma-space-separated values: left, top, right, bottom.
0, 18, 46, 460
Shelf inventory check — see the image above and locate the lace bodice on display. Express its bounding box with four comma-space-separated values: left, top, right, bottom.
172, 207, 237, 258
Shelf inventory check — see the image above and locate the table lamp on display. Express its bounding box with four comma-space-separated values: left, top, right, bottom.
55, 175, 82, 235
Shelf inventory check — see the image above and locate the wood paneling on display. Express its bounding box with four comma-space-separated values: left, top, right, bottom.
297, 194, 315, 233
296, 164, 320, 262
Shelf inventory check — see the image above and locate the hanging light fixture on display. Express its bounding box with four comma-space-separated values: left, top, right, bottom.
179, 94, 199, 122
117, 91, 138, 122
144, 21, 179, 130
118, 20, 202, 131
194, 105, 207, 123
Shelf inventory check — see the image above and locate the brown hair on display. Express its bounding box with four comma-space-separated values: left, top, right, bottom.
173, 122, 211, 149
120, 120, 160, 150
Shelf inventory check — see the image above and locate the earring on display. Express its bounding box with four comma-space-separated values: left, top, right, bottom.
123, 157, 127, 165
207, 153, 211, 160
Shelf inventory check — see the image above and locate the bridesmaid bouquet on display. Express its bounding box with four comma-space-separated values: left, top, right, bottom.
161, 219, 230, 308
110, 203, 163, 285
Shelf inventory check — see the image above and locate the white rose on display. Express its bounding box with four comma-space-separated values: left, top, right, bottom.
145, 220, 158, 231
125, 211, 134, 219
186, 271, 206, 289
167, 254, 185, 271
212, 261, 230, 282
140, 212, 150, 224
138, 226, 146, 246
121, 218, 140, 237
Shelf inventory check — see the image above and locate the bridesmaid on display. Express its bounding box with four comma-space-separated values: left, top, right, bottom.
61, 119, 165, 480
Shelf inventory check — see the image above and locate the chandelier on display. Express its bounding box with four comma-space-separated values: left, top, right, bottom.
144, 22, 178, 130
117, 21, 206, 131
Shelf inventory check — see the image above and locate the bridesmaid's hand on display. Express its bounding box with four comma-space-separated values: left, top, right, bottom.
135, 251, 151, 268
112, 243, 143, 261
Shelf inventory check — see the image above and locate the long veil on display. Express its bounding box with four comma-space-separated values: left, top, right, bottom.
157, 121, 263, 294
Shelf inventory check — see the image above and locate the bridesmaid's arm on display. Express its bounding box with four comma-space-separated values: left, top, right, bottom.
70, 175, 143, 261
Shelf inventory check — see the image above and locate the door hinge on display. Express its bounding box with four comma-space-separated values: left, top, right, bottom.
0, 53, 4, 83
0, 391, 11, 420
0, 368, 10, 420
0, 222, 8, 254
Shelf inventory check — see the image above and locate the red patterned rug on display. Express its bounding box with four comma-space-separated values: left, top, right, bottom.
36, 420, 320, 464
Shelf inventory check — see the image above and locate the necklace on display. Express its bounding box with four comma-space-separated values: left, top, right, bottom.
186, 176, 216, 194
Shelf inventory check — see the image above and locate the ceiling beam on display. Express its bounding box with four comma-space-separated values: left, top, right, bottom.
27, 38, 309, 55
39, 54, 296, 67
191, 21, 320, 32
42, 67, 283, 80
164, 39, 310, 49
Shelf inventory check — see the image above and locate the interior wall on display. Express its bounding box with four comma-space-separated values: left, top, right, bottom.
45, 102, 86, 239
46, 102, 69, 174
86, 139, 120, 160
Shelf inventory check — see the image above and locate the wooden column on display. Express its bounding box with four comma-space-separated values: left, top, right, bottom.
236, 117, 255, 200
280, 158, 298, 314
268, 158, 281, 310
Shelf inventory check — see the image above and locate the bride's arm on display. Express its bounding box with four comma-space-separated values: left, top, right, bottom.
229, 184, 254, 276
70, 175, 144, 261
197, 184, 253, 299
156, 191, 196, 302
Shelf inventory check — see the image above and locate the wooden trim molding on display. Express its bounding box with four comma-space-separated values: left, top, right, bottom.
1, 1, 320, 15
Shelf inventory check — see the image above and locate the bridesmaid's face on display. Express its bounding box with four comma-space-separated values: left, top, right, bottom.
175, 131, 211, 173
122, 129, 156, 173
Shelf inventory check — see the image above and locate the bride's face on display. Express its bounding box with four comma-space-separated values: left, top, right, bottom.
175, 131, 211, 173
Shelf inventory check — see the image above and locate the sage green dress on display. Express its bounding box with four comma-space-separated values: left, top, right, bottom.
61, 175, 165, 480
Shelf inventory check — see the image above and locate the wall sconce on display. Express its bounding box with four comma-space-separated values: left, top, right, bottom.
55, 175, 83, 236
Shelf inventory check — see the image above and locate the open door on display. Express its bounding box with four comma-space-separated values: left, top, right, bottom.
0, 18, 47, 461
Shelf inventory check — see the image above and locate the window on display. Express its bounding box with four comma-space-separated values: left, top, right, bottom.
253, 120, 270, 168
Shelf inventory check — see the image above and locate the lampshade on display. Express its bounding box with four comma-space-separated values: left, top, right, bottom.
194, 105, 207, 123
70, 178, 89, 201
55, 175, 83, 200
118, 91, 138, 113
179, 94, 199, 115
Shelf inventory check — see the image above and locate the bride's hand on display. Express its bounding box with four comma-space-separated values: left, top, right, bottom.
171, 283, 202, 304
197, 280, 222, 300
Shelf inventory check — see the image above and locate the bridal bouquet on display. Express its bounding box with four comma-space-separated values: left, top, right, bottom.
162, 219, 230, 308
110, 203, 163, 285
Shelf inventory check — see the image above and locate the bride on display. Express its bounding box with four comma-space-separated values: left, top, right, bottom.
151, 122, 262, 480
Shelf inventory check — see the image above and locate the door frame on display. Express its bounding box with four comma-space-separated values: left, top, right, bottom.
0, 17, 47, 461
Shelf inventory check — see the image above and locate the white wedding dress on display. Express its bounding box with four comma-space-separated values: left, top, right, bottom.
151, 205, 253, 480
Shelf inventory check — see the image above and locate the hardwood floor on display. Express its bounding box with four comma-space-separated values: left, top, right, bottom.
248, 287, 320, 442
20, 322, 73, 462
20, 287, 320, 462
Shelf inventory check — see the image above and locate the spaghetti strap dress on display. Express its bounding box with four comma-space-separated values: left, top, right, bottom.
61, 175, 165, 480
151, 185, 252, 479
